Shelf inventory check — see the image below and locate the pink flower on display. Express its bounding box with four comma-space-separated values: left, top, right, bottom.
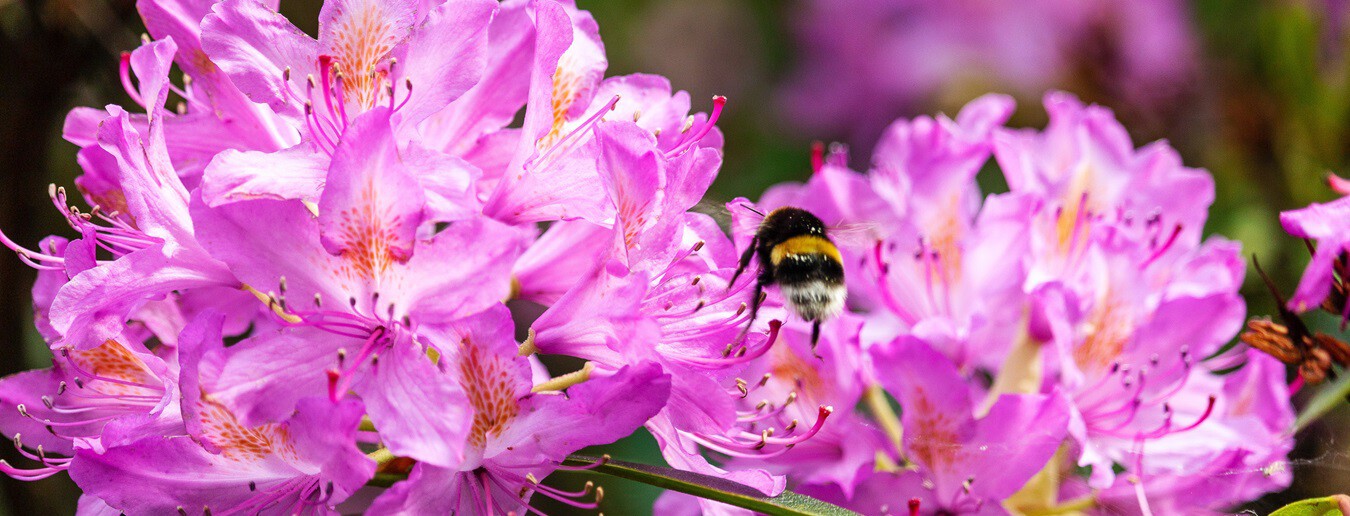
747, 94, 1024, 370
196, 0, 496, 210
365, 306, 670, 514
794, 338, 1071, 515
1279, 195, 1350, 315
0, 336, 179, 482
189, 108, 527, 468
734, 91, 1293, 512
1061, 350, 1294, 514
65, 313, 375, 515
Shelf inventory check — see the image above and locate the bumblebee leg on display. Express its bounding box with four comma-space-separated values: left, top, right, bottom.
810, 320, 822, 358
729, 237, 758, 287
748, 280, 765, 323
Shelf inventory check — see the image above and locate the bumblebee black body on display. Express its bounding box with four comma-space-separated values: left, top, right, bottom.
730, 207, 846, 350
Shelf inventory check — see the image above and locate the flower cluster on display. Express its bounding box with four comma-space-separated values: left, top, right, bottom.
0, 0, 788, 512
0, 0, 1297, 513
685, 93, 1295, 515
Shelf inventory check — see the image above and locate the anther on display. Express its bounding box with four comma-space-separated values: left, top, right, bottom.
692, 241, 704, 252
282, 67, 291, 82
248, 481, 256, 491
177, 507, 187, 516
203, 506, 212, 516
40, 396, 53, 409
691, 276, 701, 286
16, 404, 27, 418
735, 303, 747, 316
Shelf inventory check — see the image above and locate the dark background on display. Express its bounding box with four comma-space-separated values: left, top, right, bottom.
3, 0, 1349, 513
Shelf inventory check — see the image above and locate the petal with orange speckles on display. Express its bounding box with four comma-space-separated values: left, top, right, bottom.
318, 108, 425, 273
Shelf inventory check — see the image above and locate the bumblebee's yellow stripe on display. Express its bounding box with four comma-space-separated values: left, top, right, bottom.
771, 235, 842, 266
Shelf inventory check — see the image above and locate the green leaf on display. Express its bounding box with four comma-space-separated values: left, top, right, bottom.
1293, 370, 1350, 432
1270, 495, 1348, 516
562, 455, 860, 516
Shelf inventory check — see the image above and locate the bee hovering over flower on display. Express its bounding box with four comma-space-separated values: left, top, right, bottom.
729, 205, 846, 352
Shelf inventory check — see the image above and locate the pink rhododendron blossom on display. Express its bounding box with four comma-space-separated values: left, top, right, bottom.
733, 92, 1294, 514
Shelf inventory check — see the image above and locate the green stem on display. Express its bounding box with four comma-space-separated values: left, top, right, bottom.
366, 473, 406, 488
359, 453, 861, 515
560, 455, 860, 516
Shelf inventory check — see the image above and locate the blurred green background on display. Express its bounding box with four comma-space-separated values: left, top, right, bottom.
2, 0, 1349, 513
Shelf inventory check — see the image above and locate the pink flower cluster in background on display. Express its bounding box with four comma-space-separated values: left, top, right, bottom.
686, 93, 1294, 515
781, 0, 1198, 151
0, 0, 1294, 513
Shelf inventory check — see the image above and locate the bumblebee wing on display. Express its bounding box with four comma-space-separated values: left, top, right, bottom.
690, 198, 735, 228
827, 221, 884, 249
691, 197, 767, 250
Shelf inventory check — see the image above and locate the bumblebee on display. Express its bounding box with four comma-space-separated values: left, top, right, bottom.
730, 206, 846, 349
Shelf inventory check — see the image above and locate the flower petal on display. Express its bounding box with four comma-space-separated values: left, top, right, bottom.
201, 0, 318, 118
390, 0, 496, 128
318, 108, 425, 265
